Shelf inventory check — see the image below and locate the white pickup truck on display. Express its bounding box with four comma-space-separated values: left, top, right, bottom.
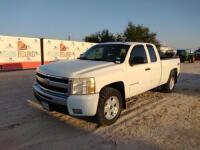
33, 42, 180, 125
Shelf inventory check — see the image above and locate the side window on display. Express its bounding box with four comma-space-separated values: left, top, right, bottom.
147, 45, 157, 62
129, 45, 147, 65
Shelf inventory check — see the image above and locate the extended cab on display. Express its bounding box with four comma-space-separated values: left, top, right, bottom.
33, 42, 180, 125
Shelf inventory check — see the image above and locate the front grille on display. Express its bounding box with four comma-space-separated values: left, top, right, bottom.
36, 72, 69, 84
37, 79, 68, 93
36, 72, 69, 95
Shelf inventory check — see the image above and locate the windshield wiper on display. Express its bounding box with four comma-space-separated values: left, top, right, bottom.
92, 58, 108, 61
78, 57, 117, 63
78, 57, 108, 61
78, 57, 90, 60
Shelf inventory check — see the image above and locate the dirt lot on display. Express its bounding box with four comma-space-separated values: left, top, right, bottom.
0, 62, 200, 150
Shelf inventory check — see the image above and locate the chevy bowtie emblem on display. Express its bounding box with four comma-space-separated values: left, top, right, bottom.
43, 78, 50, 85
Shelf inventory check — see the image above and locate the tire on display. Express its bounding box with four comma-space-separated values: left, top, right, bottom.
188, 57, 191, 63
96, 87, 122, 126
161, 71, 176, 93
191, 56, 195, 63
189, 55, 195, 63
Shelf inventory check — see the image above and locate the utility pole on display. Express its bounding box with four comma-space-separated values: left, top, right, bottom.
68, 35, 71, 41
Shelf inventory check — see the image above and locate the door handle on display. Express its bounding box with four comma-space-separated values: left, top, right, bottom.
145, 68, 151, 71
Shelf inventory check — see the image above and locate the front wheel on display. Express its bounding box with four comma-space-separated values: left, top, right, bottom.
96, 87, 122, 126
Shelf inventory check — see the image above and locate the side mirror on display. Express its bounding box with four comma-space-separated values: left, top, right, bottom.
129, 58, 134, 66
129, 56, 146, 66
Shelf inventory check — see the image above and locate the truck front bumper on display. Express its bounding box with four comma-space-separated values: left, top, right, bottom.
33, 82, 99, 116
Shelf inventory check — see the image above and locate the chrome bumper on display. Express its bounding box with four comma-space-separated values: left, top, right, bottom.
33, 82, 99, 116
33, 82, 68, 106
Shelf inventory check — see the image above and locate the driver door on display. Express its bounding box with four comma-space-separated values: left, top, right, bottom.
127, 45, 151, 97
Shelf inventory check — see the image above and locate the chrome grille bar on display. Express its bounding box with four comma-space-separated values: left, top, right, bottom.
36, 72, 69, 95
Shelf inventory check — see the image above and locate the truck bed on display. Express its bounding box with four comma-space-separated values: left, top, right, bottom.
160, 57, 180, 85
160, 55, 179, 60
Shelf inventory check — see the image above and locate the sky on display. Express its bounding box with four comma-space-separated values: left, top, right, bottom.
0, 0, 200, 50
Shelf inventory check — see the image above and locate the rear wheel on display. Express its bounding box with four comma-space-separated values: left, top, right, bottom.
191, 56, 195, 63
96, 87, 122, 126
189, 55, 195, 63
161, 71, 176, 93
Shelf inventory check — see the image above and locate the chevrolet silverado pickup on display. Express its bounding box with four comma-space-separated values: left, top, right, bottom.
33, 42, 180, 125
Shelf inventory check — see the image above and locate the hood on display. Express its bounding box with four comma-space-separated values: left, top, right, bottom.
38, 59, 115, 77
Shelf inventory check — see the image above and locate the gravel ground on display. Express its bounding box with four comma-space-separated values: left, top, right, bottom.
0, 62, 200, 150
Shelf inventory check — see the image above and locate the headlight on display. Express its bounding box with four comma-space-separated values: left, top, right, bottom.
71, 78, 95, 95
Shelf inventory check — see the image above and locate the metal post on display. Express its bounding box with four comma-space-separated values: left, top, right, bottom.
40, 38, 44, 65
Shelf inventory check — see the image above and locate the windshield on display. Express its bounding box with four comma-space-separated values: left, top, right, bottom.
79, 44, 130, 63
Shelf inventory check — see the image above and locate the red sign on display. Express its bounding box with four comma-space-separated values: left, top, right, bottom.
18, 40, 27, 50
60, 43, 68, 51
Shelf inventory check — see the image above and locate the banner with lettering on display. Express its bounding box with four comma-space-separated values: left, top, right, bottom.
43, 39, 95, 62
0, 35, 41, 69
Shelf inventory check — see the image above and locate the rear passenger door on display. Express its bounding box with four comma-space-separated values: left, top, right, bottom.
146, 44, 161, 88
127, 45, 151, 97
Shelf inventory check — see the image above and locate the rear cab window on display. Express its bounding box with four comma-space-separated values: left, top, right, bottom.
146, 45, 157, 62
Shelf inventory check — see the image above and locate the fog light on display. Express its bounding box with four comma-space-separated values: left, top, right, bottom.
72, 109, 82, 114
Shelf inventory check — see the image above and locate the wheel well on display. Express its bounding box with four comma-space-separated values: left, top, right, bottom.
171, 68, 178, 83
100, 81, 126, 109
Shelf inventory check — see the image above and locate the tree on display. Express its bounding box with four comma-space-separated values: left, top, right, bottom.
84, 29, 115, 43
114, 33, 125, 42
84, 34, 100, 43
84, 22, 160, 48
124, 22, 160, 47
